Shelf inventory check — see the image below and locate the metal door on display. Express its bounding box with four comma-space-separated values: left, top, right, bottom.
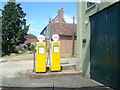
90, 2, 120, 89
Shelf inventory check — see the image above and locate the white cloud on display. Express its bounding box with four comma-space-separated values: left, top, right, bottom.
64, 14, 77, 24
26, 20, 41, 33
49, 14, 77, 24
29, 28, 41, 32
27, 28, 41, 37
26, 20, 34, 26
28, 25, 41, 33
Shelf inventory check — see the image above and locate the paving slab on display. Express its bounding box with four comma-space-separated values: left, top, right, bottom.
24, 70, 81, 79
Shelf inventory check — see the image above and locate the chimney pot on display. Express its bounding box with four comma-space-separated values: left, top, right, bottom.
49, 18, 51, 24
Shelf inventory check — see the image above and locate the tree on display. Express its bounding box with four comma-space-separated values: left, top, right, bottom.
2, 2, 29, 55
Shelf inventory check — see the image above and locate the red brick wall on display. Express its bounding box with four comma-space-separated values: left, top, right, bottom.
60, 36, 77, 56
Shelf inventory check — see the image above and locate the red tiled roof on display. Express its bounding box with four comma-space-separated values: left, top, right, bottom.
25, 34, 38, 43
52, 23, 76, 36
25, 34, 37, 39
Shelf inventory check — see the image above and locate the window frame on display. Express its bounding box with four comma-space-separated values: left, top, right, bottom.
86, 2, 96, 11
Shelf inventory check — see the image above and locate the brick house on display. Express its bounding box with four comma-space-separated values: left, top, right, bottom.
24, 34, 38, 45
40, 8, 77, 56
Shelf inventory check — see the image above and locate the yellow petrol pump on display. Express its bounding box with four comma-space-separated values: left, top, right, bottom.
50, 34, 61, 71
35, 35, 46, 73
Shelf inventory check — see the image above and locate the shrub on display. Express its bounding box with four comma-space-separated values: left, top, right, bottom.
29, 44, 35, 52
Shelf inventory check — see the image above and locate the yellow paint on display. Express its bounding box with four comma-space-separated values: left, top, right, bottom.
36, 42, 46, 72
51, 41, 61, 71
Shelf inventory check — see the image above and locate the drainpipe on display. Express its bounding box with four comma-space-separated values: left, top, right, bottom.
72, 16, 75, 56
72, 32, 75, 56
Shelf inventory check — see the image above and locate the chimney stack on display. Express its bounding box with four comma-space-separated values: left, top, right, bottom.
58, 8, 64, 23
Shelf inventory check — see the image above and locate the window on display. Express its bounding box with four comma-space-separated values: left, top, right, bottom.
87, 2, 95, 8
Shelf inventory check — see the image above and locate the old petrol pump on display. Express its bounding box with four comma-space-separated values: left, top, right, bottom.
35, 35, 46, 73
50, 34, 61, 71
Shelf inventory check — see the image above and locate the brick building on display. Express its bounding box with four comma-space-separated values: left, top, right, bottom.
24, 34, 38, 45
40, 8, 77, 56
